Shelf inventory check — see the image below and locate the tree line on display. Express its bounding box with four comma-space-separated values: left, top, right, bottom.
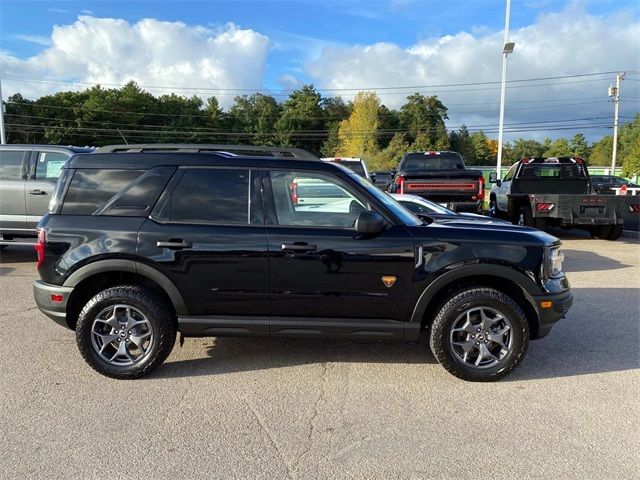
5, 81, 639, 175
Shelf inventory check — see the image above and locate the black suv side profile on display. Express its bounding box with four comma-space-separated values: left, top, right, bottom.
33, 148, 573, 381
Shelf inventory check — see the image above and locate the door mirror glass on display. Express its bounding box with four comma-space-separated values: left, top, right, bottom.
355, 211, 385, 234
488, 171, 497, 183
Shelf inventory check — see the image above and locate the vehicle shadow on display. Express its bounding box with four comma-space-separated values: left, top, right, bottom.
154, 287, 639, 382
155, 337, 436, 379
562, 249, 632, 272
0, 245, 37, 264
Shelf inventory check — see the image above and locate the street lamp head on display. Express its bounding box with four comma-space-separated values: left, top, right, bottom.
503, 42, 515, 54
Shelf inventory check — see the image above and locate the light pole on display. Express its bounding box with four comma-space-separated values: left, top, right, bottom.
0, 71, 5, 144
609, 72, 625, 173
496, 0, 513, 179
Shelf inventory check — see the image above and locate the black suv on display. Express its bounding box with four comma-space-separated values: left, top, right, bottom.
33, 146, 573, 381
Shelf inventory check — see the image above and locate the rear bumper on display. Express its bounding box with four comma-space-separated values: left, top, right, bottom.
33, 280, 74, 329
532, 288, 573, 339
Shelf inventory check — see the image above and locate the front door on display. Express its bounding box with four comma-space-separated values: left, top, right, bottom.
138, 167, 269, 317
262, 169, 416, 323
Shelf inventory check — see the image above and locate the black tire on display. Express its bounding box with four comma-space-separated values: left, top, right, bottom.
607, 224, 623, 241
590, 225, 612, 239
76, 285, 176, 379
429, 287, 529, 382
488, 196, 499, 218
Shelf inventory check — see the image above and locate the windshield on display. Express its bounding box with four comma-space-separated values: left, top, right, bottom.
349, 173, 422, 226
402, 153, 464, 170
409, 197, 454, 215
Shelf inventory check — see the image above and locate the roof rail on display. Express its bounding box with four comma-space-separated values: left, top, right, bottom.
95, 144, 320, 160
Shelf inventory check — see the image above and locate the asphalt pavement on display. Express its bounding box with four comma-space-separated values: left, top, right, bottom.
0, 231, 638, 479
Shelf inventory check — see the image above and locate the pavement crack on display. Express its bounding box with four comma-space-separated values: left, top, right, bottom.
244, 397, 295, 480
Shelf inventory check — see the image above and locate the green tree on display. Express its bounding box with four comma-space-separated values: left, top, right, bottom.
544, 138, 572, 157
369, 133, 409, 171
469, 131, 494, 165
449, 125, 474, 163
569, 133, 590, 160
399, 93, 448, 147
320, 96, 351, 157
228, 93, 281, 145
274, 85, 324, 153
589, 136, 613, 165
510, 138, 545, 161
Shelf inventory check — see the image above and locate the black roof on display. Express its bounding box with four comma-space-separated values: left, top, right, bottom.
0, 144, 95, 153
95, 144, 319, 160
67, 152, 342, 172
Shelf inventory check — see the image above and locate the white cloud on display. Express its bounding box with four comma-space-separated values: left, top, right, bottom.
0, 16, 270, 107
305, 6, 640, 139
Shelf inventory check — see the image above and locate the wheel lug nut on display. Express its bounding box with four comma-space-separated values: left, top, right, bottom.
477, 328, 481, 332
485, 340, 488, 343
128, 331, 132, 334
475, 342, 480, 346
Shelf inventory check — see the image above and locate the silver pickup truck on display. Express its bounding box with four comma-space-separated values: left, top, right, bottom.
0, 144, 94, 247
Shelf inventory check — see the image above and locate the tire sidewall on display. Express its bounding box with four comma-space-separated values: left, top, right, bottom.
431, 289, 529, 381
76, 287, 175, 378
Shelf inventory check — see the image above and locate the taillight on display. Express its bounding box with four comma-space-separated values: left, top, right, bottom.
35, 230, 46, 270
290, 181, 298, 205
478, 176, 485, 197
397, 176, 406, 194
629, 204, 640, 213
536, 202, 555, 213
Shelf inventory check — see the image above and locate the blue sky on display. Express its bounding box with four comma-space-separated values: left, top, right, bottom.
1, 0, 638, 139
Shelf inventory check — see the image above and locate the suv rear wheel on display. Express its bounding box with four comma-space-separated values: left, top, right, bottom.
76, 286, 176, 379
429, 287, 529, 381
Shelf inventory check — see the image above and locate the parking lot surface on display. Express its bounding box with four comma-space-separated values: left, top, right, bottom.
1, 231, 639, 479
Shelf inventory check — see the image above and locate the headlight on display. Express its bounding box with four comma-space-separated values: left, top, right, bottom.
545, 246, 564, 278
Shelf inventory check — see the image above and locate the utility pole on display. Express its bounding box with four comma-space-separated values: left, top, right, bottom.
496, 0, 514, 179
0, 71, 5, 144
609, 72, 625, 173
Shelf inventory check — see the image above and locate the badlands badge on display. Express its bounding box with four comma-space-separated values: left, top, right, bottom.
381, 276, 397, 288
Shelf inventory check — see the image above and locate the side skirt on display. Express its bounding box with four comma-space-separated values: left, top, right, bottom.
178, 315, 420, 341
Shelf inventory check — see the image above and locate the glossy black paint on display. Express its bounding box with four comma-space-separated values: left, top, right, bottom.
35, 151, 572, 341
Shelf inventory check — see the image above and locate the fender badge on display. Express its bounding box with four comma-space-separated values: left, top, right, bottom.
381, 276, 397, 288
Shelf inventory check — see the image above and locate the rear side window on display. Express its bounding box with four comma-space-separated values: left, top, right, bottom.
35, 152, 69, 181
62, 169, 143, 214
0, 151, 25, 180
165, 168, 250, 224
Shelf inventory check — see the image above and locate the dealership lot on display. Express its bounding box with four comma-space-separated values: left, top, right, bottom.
0, 232, 638, 479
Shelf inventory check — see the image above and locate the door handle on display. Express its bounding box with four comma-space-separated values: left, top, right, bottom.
281, 242, 317, 252
157, 239, 192, 250
29, 189, 47, 195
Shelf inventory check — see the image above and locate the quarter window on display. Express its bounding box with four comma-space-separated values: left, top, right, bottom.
62, 169, 143, 214
167, 169, 250, 224
0, 151, 25, 180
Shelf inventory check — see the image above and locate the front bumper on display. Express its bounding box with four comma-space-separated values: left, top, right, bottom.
33, 280, 74, 329
532, 288, 573, 338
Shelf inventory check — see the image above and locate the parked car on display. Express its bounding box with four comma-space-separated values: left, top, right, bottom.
591, 175, 639, 195
489, 157, 640, 240
321, 157, 369, 179
34, 145, 572, 382
390, 193, 509, 225
387, 151, 485, 213
0, 144, 94, 247
371, 171, 392, 189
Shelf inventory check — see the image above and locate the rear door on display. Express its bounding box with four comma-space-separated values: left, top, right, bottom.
25, 150, 71, 229
0, 149, 29, 233
139, 167, 269, 317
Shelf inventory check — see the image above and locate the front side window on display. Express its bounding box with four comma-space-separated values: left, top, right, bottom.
268, 171, 368, 228
503, 164, 517, 182
35, 152, 69, 181
167, 168, 250, 224
0, 151, 25, 180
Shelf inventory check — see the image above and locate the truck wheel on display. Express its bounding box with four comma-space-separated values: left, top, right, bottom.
489, 196, 498, 217
607, 224, 623, 241
515, 206, 534, 227
76, 285, 177, 379
590, 226, 611, 239
429, 287, 529, 382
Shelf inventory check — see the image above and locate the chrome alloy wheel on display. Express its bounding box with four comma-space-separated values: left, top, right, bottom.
91, 304, 154, 366
449, 306, 513, 369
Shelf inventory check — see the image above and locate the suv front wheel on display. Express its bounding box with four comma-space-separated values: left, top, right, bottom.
429, 287, 529, 381
76, 286, 177, 379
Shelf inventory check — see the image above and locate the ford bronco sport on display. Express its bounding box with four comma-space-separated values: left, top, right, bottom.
33, 145, 572, 381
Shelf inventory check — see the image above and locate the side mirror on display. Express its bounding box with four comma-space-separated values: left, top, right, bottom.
390, 168, 397, 176
370, 173, 376, 182
488, 172, 497, 183
355, 211, 386, 234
